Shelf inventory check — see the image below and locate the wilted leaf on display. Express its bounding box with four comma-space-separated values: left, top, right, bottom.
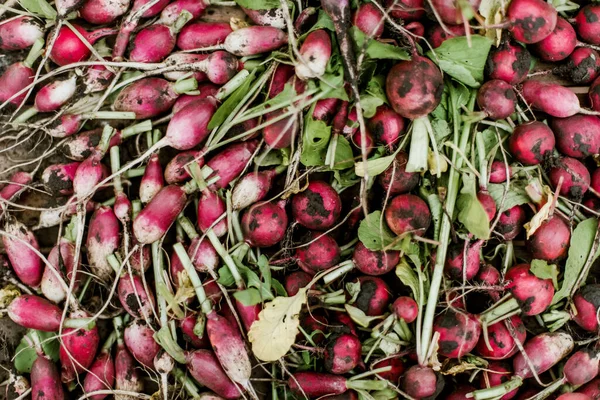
355, 153, 396, 177
396, 259, 420, 300
345, 304, 384, 327
380, 332, 401, 355
524, 188, 553, 238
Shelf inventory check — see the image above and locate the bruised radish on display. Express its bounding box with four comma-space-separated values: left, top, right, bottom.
506, 263, 554, 316
355, 276, 391, 316
522, 80, 583, 118
164, 150, 201, 184
367, 105, 405, 148
87, 206, 120, 282
475, 316, 527, 360
50, 24, 117, 66
80, 0, 129, 24
433, 309, 481, 358
531, 17, 577, 62
292, 181, 342, 230
550, 157, 590, 198
296, 29, 332, 80
554, 47, 600, 84
401, 366, 444, 399
124, 320, 161, 368
513, 332, 574, 378
485, 41, 531, 85
0, 16, 44, 51
296, 232, 341, 275
353, 3, 384, 38
378, 151, 419, 195
508, 121, 555, 165
430, 0, 481, 25
528, 215, 571, 262
427, 24, 467, 49
242, 201, 288, 248
477, 191, 497, 221
385, 194, 431, 237
177, 21, 232, 50
507, 0, 557, 44
60, 312, 100, 383
3, 218, 42, 287
551, 115, 600, 158
224, 26, 287, 56
232, 170, 276, 210
477, 80, 516, 120
31, 356, 64, 400
353, 241, 400, 276
186, 350, 241, 399
445, 240, 484, 281
42, 162, 80, 196
242, 7, 286, 29
285, 271, 312, 296
206, 140, 259, 190
479, 362, 518, 400
573, 284, 600, 331
496, 205, 526, 240
139, 154, 164, 203
393, 296, 418, 323
576, 5, 600, 45
41, 239, 81, 303
564, 349, 600, 386
118, 273, 156, 319
8, 295, 62, 331
324, 334, 362, 374
386, 0, 425, 21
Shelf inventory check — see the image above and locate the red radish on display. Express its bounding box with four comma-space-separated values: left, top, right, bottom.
367, 105, 405, 148
478, 191, 497, 221
180, 314, 210, 348
401, 366, 444, 399
186, 350, 241, 399
158, 0, 211, 25
427, 24, 467, 49
7, 295, 62, 331
241, 201, 288, 248
87, 206, 120, 282
206, 140, 259, 190
164, 150, 202, 184
355, 276, 391, 316
445, 240, 484, 281
0, 39, 42, 106
173, 82, 219, 107
268, 64, 296, 98
242, 7, 286, 29
3, 218, 42, 287
551, 115, 600, 158
0, 171, 32, 201
550, 157, 590, 198
433, 309, 481, 358
507, 0, 557, 44
292, 181, 342, 230
378, 151, 419, 195
559, 395, 594, 400
331, 312, 359, 337
579, 378, 600, 397
332, 102, 350, 135
531, 17, 577, 61
60, 312, 100, 383
522, 80, 585, 118
351, 128, 375, 155
47, 112, 138, 139
49, 24, 116, 66
448, 385, 476, 400
507, 263, 554, 316
508, 121, 555, 165
556, 48, 600, 84
288, 373, 350, 398
343, 107, 359, 137
393, 296, 418, 323
496, 205, 526, 240
324, 334, 362, 374
115, 341, 144, 396
197, 191, 227, 237
386, 0, 425, 21
430, 0, 481, 25
31, 356, 64, 400
477, 80, 516, 120
592, 77, 600, 112
489, 161, 512, 183
385, 194, 431, 237
296, 232, 341, 275
85, 61, 114, 94
513, 332, 574, 378
166, 98, 217, 150
81, 0, 129, 24
372, 357, 405, 384
223, 26, 287, 56
13, 75, 78, 123
118, 273, 156, 319
564, 349, 600, 386
296, 29, 332, 80
485, 41, 532, 85
262, 109, 299, 149
164, 53, 209, 82
300, 313, 327, 344
475, 316, 527, 360
177, 21, 232, 49
285, 271, 312, 296
573, 284, 600, 331
124, 320, 161, 368
139, 154, 164, 203
41, 239, 81, 303
83, 339, 116, 400
352, 241, 400, 276
0, 16, 43, 51
352, 3, 384, 38
479, 361, 518, 400
386, 56, 443, 119
42, 162, 80, 196
232, 170, 276, 210
528, 215, 571, 262
405, 21, 425, 38
576, 5, 600, 45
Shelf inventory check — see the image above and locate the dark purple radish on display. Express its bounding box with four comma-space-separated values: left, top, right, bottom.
164, 150, 202, 184
285, 271, 312, 297
197, 191, 227, 237
186, 350, 241, 399
479, 361, 518, 400
427, 24, 467, 49
367, 105, 405, 148
87, 206, 120, 282
385, 56, 443, 119
353, 241, 400, 276
489, 161, 512, 183
3, 218, 42, 287
433, 309, 481, 358
573, 284, 600, 331
352, 3, 384, 38
83, 340, 116, 400
180, 314, 210, 349
592, 77, 600, 112
118, 273, 156, 319
7, 295, 62, 331
262, 109, 299, 149
124, 319, 161, 368
401, 366, 444, 399
477, 80, 517, 120
513, 332, 574, 378
49, 24, 117, 66
522, 80, 586, 118
551, 115, 600, 158
355, 276, 391, 316
242, 7, 286, 29
475, 316, 527, 360
296, 29, 332, 80
139, 154, 164, 203
496, 205, 526, 240
477, 191, 497, 221
564, 349, 600, 386
60, 311, 100, 383
372, 358, 405, 384
324, 334, 362, 374
445, 240, 484, 281
485, 41, 532, 85
206, 140, 259, 190
508, 121, 555, 165
448, 385, 477, 400
557, 48, 600, 84
532, 17, 577, 62
378, 151, 419, 195
31, 356, 64, 400
80, 0, 129, 23
507, 0, 557, 44
41, 239, 81, 303
177, 21, 232, 50
528, 215, 571, 262
506, 263, 554, 316
296, 232, 341, 275
223, 26, 287, 56
291, 181, 342, 231
231, 170, 276, 210
288, 372, 348, 398
0, 16, 44, 51
576, 5, 600, 45
385, 194, 431, 237
393, 296, 418, 323
0, 171, 31, 201
386, 0, 425, 21
550, 157, 590, 198
42, 162, 80, 196
241, 201, 288, 248
188, 237, 219, 273
429, 0, 481, 25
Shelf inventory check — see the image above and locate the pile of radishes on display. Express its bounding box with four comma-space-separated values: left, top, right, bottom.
2, 0, 600, 398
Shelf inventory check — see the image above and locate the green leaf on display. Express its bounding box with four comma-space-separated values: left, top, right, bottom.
530, 259, 559, 289
360, 95, 385, 118
300, 112, 332, 166
257, 255, 272, 289
255, 148, 285, 167
234, 0, 280, 9
319, 52, 349, 101
488, 181, 530, 213
332, 136, 354, 170
360, 76, 388, 118
14, 338, 37, 373
333, 168, 361, 189
357, 211, 396, 251
350, 27, 411, 60
355, 153, 396, 177
271, 278, 287, 296
456, 173, 490, 239
18, 0, 56, 18
234, 288, 263, 306
395, 259, 420, 300
243, 266, 274, 301
553, 218, 600, 305
250, 83, 297, 114
217, 266, 235, 287
310, 10, 335, 32
427, 36, 493, 87
208, 71, 256, 129
14, 331, 59, 373
431, 119, 451, 146
345, 304, 383, 327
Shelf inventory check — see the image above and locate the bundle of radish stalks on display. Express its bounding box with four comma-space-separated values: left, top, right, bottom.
5, 0, 600, 399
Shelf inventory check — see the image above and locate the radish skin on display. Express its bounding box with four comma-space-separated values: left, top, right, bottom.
186, 350, 242, 399
139, 154, 164, 203
41, 239, 81, 303
513, 332, 574, 378
118, 273, 156, 319
0, 16, 44, 51
206, 140, 259, 190
80, 0, 129, 24
177, 21, 232, 50
124, 320, 161, 368
31, 356, 65, 400
60, 312, 101, 383
296, 30, 332, 80
223, 26, 288, 56
133, 185, 189, 244
3, 218, 43, 287
8, 295, 62, 331
87, 206, 120, 282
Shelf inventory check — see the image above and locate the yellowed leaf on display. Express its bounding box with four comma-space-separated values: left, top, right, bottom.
248, 288, 308, 361
524, 186, 554, 238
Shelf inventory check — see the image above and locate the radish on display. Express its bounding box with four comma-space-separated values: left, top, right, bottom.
485, 41, 532, 85
296, 29, 332, 80
165, 98, 217, 150
522, 80, 588, 118
367, 105, 405, 148
177, 21, 232, 50
477, 80, 516, 120
164, 150, 202, 184
114, 318, 144, 397
3, 218, 42, 287
292, 180, 342, 231
551, 115, 600, 158
87, 206, 120, 282
385, 194, 431, 237
513, 332, 574, 378
118, 273, 156, 319
83, 334, 116, 400
372, 357, 405, 384
0, 38, 43, 106
164, 53, 209, 82
48, 111, 139, 139
475, 316, 527, 360
49, 24, 117, 66
393, 296, 418, 323
353, 241, 400, 276
401, 366, 444, 399
269, 64, 296, 98
139, 154, 164, 203
223, 26, 287, 56
7, 295, 62, 331
355, 276, 391, 316
386, 0, 425, 21
385, 56, 443, 119
173, 82, 219, 107
528, 215, 571, 262
313, 98, 341, 123
576, 5, 600, 45
564, 349, 600, 386
430, 0, 481, 25
124, 319, 161, 368
579, 378, 600, 398
353, 3, 384, 38
448, 385, 476, 400
84, 61, 114, 94
262, 109, 299, 149
378, 151, 419, 195
288, 372, 385, 398
490, 161, 512, 183
13, 75, 78, 123
550, 157, 590, 198
479, 361, 519, 400
231, 170, 277, 210
186, 350, 241, 399
433, 309, 481, 358
531, 17, 577, 61
31, 356, 64, 400
0, 171, 32, 201
592, 76, 600, 112
508, 121, 555, 165
197, 191, 227, 237
242, 7, 286, 29
206, 140, 259, 190
573, 284, 600, 331
296, 232, 341, 275
496, 205, 526, 240
445, 240, 484, 281
324, 334, 362, 374
285, 271, 313, 297
507, 0, 557, 44
180, 314, 210, 348
241, 201, 288, 248
559, 394, 594, 400
59, 311, 100, 383
427, 24, 467, 49
128, 243, 151, 273
158, 0, 211, 25
506, 263, 554, 315
0, 16, 44, 51
80, 0, 129, 23
556, 48, 600, 84
300, 313, 328, 344
478, 191, 497, 221
41, 239, 81, 303
42, 162, 80, 196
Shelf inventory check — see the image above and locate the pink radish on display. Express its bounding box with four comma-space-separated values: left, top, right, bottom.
367, 105, 405, 148
508, 121, 555, 165
289, 372, 383, 398
31, 356, 65, 400
223, 26, 288, 56
139, 154, 164, 203
0, 16, 44, 51
158, 0, 211, 24
475, 316, 527, 360
83, 334, 116, 400
164, 150, 202, 184
172, 82, 218, 108
197, 191, 227, 237
477, 264, 502, 300
445, 240, 484, 280
489, 161, 512, 183
59, 311, 100, 383
353, 241, 400, 276
496, 205, 526, 240
124, 319, 161, 368
401, 366, 444, 399
551, 115, 600, 158
564, 349, 600, 386
118, 273, 156, 319
378, 151, 419, 195
13, 75, 78, 123
550, 157, 590, 198
177, 21, 232, 50
354, 276, 391, 316
0, 171, 32, 201
292, 180, 342, 230
296, 232, 341, 275
507, 0, 557, 44
165, 98, 217, 150
180, 314, 210, 348
49, 24, 117, 66
242, 7, 286, 29
269, 64, 295, 98
262, 109, 299, 149
241, 201, 288, 248
86, 206, 120, 282
386, 0, 424, 20
427, 24, 467, 49
393, 296, 418, 323
80, 0, 129, 24
430, 0, 481, 25
385, 194, 431, 237
231, 170, 277, 210
507, 263, 555, 315
433, 309, 481, 358
324, 334, 362, 374
41, 239, 81, 303
296, 29, 332, 80
114, 318, 144, 396
579, 378, 600, 397
513, 332, 574, 378
485, 41, 532, 85
47, 111, 138, 139
186, 350, 242, 399
576, 5, 600, 45
2, 218, 42, 287
531, 17, 577, 61
353, 3, 384, 38
164, 53, 209, 82
7, 295, 62, 331
0, 38, 43, 106
478, 361, 518, 400
573, 284, 600, 332
206, 140, 259, 190
528, 215, 571, 262
478, 191, 497, 221
477, 80, 516, 120
42, 162, 80, 196
522, 80, 588, 118
313, 98, 341, 122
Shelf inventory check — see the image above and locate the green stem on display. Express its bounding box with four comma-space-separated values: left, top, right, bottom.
322, 260, 355, 284
214, 70, 250, 101
346, 380, 388, 391
479, 297, 520, 325
476, 130, 488, 190
125, 167, 146, 178
173, 243, 212, 315
472, 376, 523, 400
121, 120, 153, 139
132, 200, 142, 218
172, 10, 192, 32
177, 214, 200, 240
101, 331, 117, 351
63, 318, 96, 330
98, 125, 116, 155
154, 326, 186, 364
173, 367, 201, 398
110, 146, 123, 194
81, 111, 136, 120
23, 38, 45, 68
107, 253, 121, 275
13, 107, 38, 123
405, 116, 430, 173
152, 242, 168, 328
113, 315, 124, 344
173, 77, 198, 94
350, 366, 393, 381
77, 276, 92, 302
